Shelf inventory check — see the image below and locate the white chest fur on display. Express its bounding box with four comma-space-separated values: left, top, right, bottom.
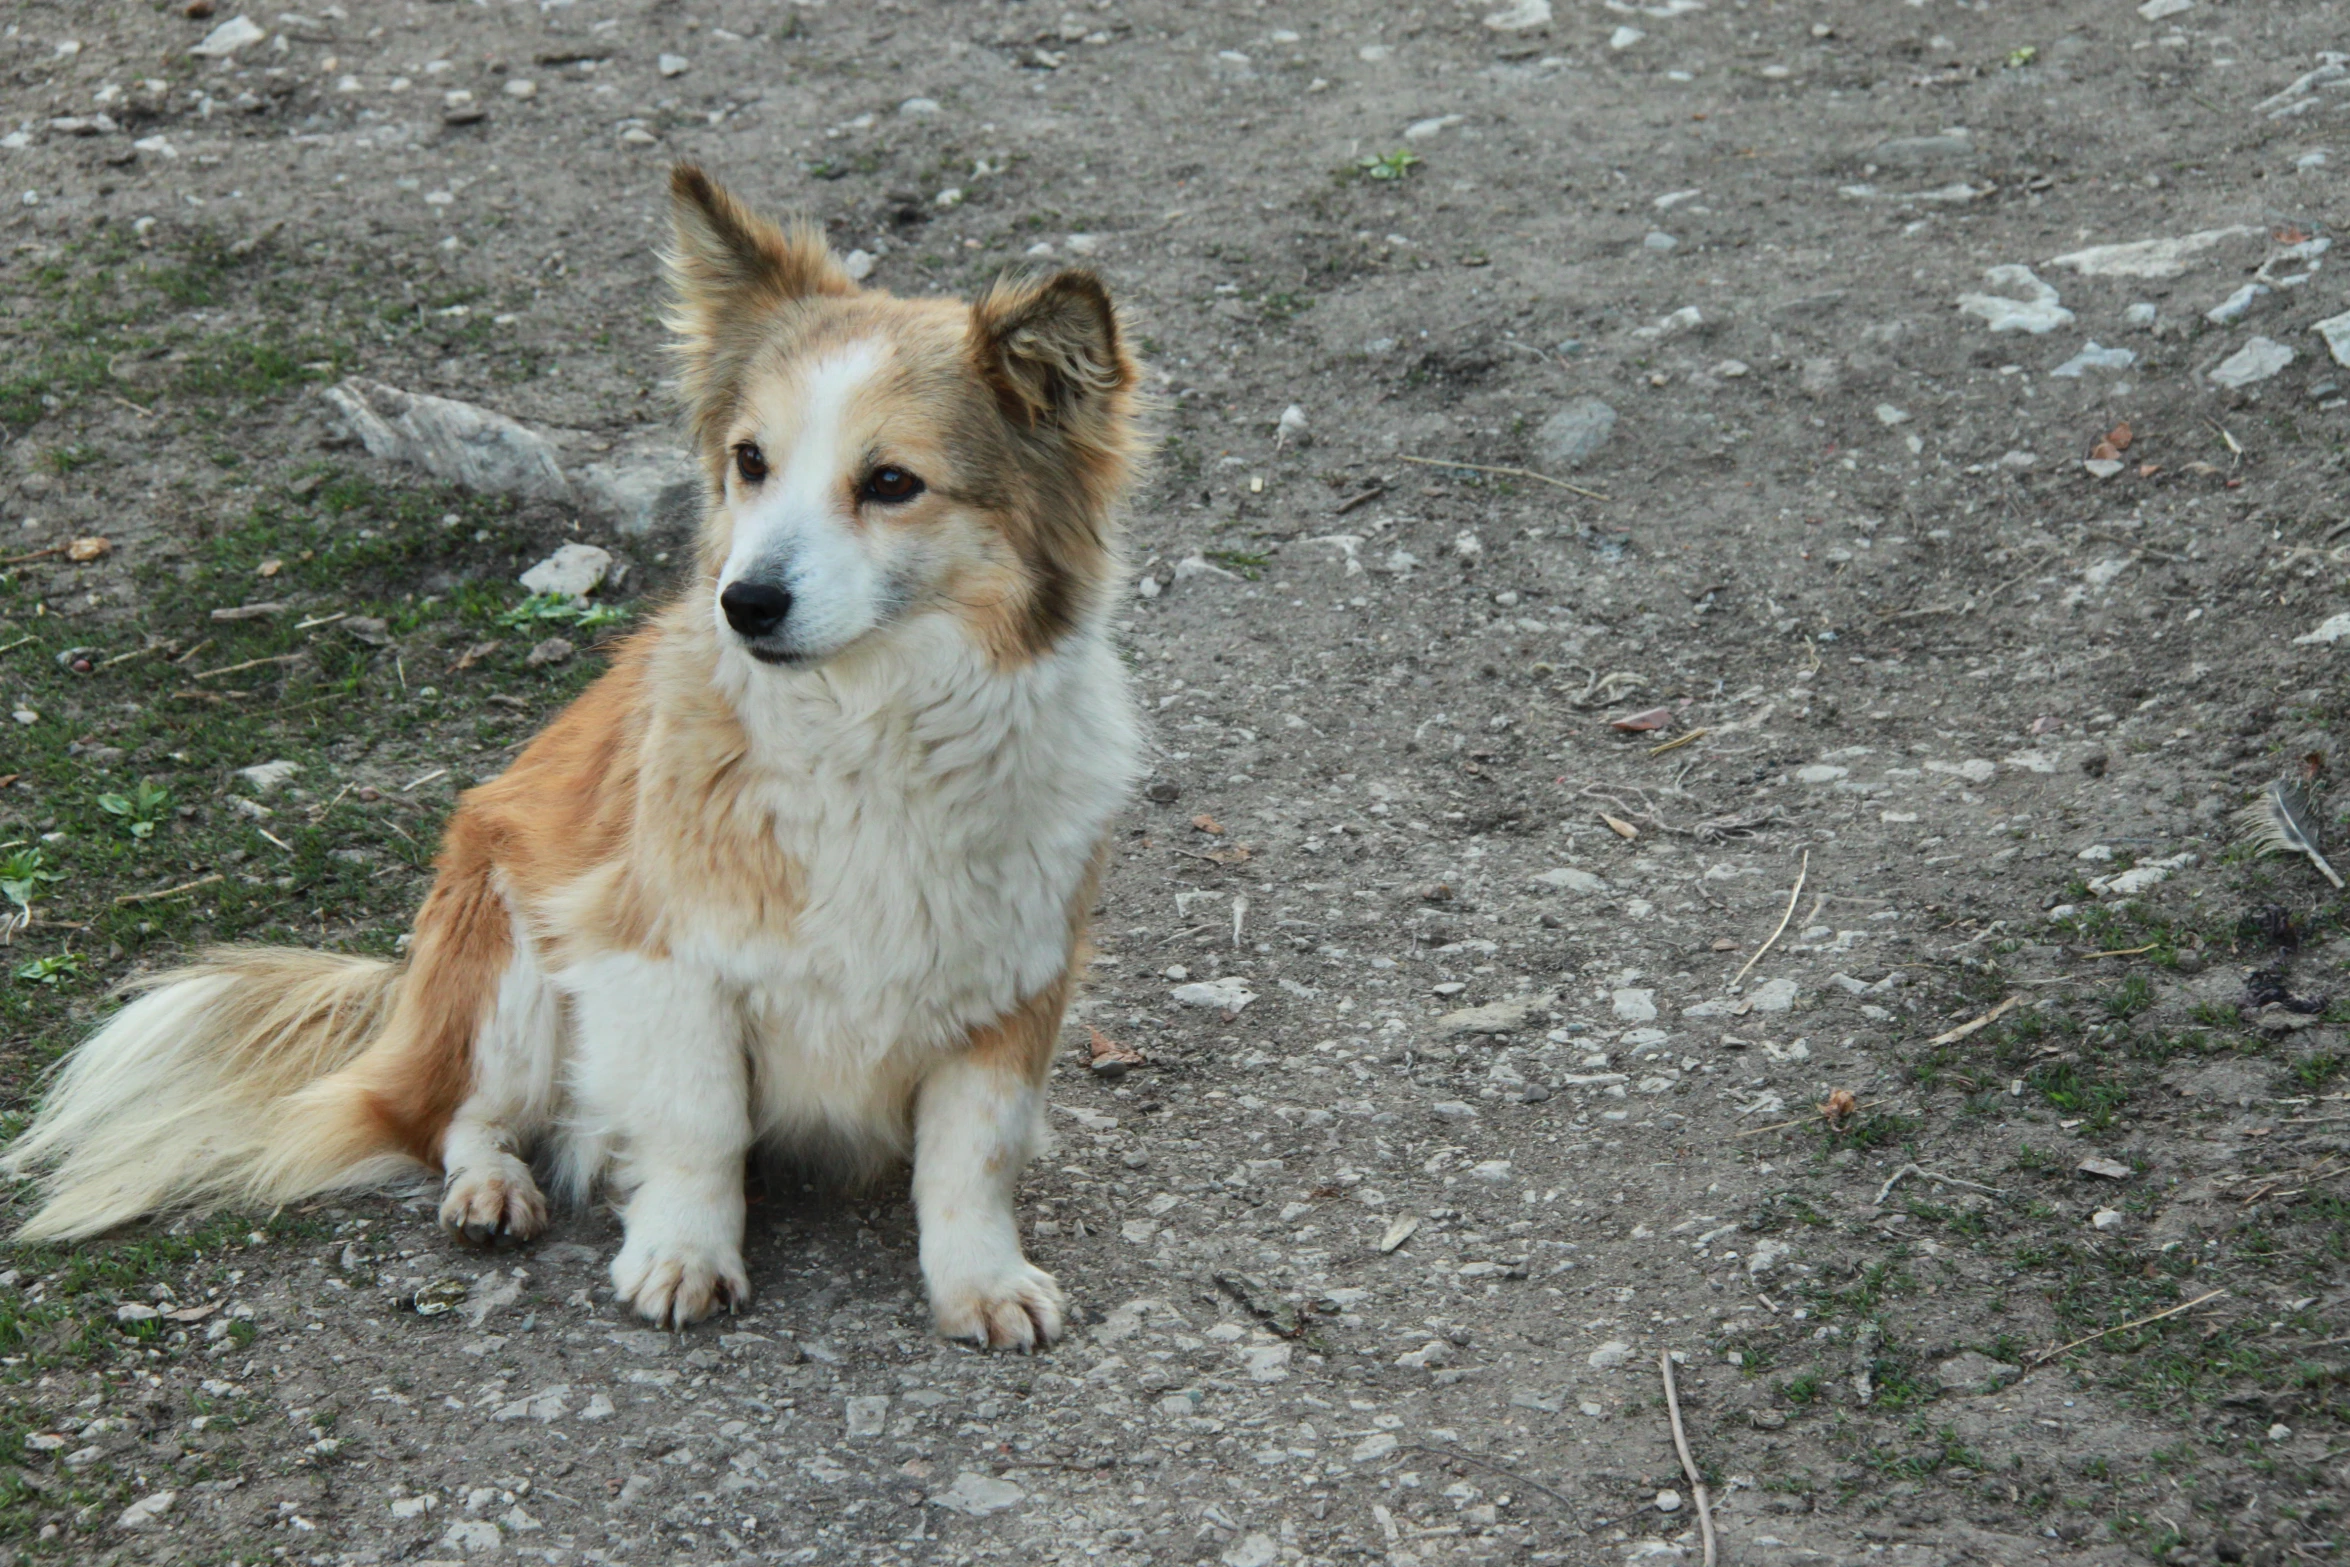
696, 615, 1138, 1066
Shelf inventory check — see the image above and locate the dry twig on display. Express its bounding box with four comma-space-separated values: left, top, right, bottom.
1728, 849, 1808, 990
2027, 1289, 2228, 1367
1658, 1353, 1717, 1567
1875, 1163, 2005, 1207
114, 873, 226, 907
1396, 453, 1610, 501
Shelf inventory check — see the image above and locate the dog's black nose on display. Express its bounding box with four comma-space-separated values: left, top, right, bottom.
720, 580, 793, 639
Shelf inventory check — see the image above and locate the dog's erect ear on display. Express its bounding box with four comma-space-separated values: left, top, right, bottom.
664, 165, 851, 445
969, 270, 1133, 427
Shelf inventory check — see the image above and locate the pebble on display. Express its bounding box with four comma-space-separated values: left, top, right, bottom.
518, 542, 612, 600
2313, 308, 2350, 367
1277, 404, 1309, 443
189, 16, 265, 58
1655, 1489, 1683, 1514
236, 759, 302, 794
2048, 225, 2255, 279
504, 79, 537, 99
657, 54, 689, 77
1642, 231, 1678, 252
1586, 1340, 1632, 1370
1172, 977, 1256, 1012
2091, 1208, 2124, 1231
118, 1491, 177, 1531
1609, 26, 1645, 49
1533, 397, 1616, 468
1533, 867, 1605, 893
2197, 287, 2271, 332
1482, 0, 1553, 30
843, 249, 876, 281
929, 1472, 1024, 1518
2050, 341, 2136, 377
1955, 265, 2074, 334
2199, 333, 2293, 385
898, 97, 941, 117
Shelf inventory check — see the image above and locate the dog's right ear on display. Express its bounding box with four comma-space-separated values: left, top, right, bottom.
664, 164, 851, 448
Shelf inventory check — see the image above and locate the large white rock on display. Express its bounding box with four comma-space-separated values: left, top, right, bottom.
189, 17, 265, 57
929, 1471, 1024, 1517
324, 378, 571, 502
1172, 977, 1256, 1013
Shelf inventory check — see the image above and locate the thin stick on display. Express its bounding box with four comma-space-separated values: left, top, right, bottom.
1728, 849, 1807, 990
0, 545, 67, 567
97, 643, 167, 670
1333, 485, 1386, 515
401, 767, 449, 793
1648, 727, 1707, 757
114, 873, 225, 907
2085, 942, 2161, 959
1925, 994, 2021, 1047
1875, 1162, 2005, 1207
1658, 1353, 1717, 1567
193, 652, 306, 681
0, 635, 35, 657
1396, 453, 1611, 502
2027, 1289, 2228, 1367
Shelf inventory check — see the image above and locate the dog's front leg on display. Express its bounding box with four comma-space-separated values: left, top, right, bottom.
914, 989, 1065, 1350
571, 955, 752, 1327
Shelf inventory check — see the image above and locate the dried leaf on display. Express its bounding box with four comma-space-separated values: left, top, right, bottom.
2106, 421, 2133, 451
1608, 706, 1674, 733
1821, 1088, 1859, 1129
1087, 1026, 1146, 1079
1601, 813, 1639, 840
66, 536, 111, 563
450, 640, 502, 673
2090, 440, 2120, 462
1191, 814, 1225, 835
256, 558, 282, 578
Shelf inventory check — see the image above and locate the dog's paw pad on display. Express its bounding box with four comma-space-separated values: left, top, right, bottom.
931, 1260, 1064, 1351
438, 1160, 548, 1248
611, 1236, 750, 1329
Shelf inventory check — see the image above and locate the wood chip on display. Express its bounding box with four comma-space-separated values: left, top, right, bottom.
209, 602, 287, 622
1379, 1216, 1421, 1254
1601, 813, 1639, 840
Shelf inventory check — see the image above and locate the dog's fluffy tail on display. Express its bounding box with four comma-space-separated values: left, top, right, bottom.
5, 948, 433, 1241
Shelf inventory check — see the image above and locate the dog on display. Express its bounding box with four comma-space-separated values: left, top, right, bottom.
2, 165, 1143, 1350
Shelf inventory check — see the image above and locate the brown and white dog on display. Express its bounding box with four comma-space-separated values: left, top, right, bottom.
2, 166, 1142, 1349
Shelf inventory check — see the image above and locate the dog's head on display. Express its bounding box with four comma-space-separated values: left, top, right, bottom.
663, 164, 1140, 670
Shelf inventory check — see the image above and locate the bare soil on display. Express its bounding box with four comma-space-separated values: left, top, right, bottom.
3, 2, 2350, 1565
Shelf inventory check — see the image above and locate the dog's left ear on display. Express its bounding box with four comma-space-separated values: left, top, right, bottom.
664, 164, 851, 446
970, 270, 1133, 427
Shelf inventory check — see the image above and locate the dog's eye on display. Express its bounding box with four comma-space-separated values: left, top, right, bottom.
734, 442, 769, 483
862, 466, 925, 504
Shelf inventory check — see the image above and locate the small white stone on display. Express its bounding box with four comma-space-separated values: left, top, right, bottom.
898, 97, 941, 117
934, 187, 964, 208
518, 542, 611, 600
1586, 1339, 1632, 1370
1655, 1489, 1683, 1513
1610, 25, 1645, 49
504, 79, 538, 99
118, 1491, 178, 1531
657, 53, 689, 77
190, 17, 266, 58
2091, 1208, 2124, 1231
843, 248, 876, 281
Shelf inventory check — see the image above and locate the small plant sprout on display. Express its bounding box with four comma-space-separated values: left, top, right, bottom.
97, 781, 172, 840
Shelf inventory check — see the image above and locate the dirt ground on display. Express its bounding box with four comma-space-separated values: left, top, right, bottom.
5, 0, 2350, 1563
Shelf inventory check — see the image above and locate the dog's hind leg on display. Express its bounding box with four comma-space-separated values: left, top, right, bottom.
429, 887, 560, 1248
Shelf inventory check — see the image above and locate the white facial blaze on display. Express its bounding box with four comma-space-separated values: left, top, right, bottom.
716, 340, 894, 660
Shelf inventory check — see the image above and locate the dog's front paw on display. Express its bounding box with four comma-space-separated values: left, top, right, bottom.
438, 1155, 548, 1248
929, 1258, 1065, 1351
611, 1231, 750, 1328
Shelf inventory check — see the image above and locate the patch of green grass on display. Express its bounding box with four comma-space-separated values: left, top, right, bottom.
2291, 1052, 2345, 1092
1354, 149, 1421, 181
2025, 1059, 2128, 1132
95, 781, 171, 841
1780, 1371, 1825, 1406
2101, 973, 2155, 1021
1203, 550, 1269, 580
11, 952, 81, 987
495, 593, 630, 632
